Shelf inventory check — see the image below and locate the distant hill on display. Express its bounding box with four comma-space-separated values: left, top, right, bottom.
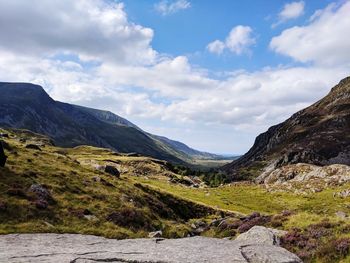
150, 134, 221, 160
222, 76, 350, 180
0, 82, 221, 165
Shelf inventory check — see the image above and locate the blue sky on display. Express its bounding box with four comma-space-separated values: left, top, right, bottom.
0, 0, 349, 154
122, 0, 332, 71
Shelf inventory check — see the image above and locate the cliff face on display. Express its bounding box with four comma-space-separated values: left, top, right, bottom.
222, 76, 350, 180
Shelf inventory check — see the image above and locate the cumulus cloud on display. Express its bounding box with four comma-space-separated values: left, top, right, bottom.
0, 0, 156, 65
207, 40, 225, 55
270, 1, 350, 66
207, 26, 255, 55
154, 0, 191, 16
273, 1, 305, 26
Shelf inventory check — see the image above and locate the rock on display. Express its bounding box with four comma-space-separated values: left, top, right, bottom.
260, 163, 350, 192
104, 165, 120, 177
336, 189, 350, 198
1, 141, 11, 151
25, 144, 41, 151
29, 184, 52, 201
92, 176, 101, 182
235, 226, 287, 246
0, 233, 302, 263
241, 244, 302, 263
148, 230, 162, 238
0, 141, 7, 167
0, 133, 9, 138
335, 211, 347, 219
84, 215, 98, 221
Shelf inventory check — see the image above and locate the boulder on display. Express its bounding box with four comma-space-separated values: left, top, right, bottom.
235, 225, 286, 246
0, 234, 302, 263
240, 244, 302, 263
29, 184, 54, 207
0, 141, 7, 167
148, 230, 162, 238
104, 165, 120, 177
335, 211, 347, 219
29, 184, 52, 201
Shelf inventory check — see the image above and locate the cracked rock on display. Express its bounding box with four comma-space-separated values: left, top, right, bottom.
0, 231, 301, 263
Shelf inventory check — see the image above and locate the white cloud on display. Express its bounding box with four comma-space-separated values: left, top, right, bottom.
155, 0, 191, 16
226, 26, 256, 55
207, 40, 225, 55
207, 25, 255, 55
279, 1, 305, 22
0, 0, 156, 65
270, 1, 350, 66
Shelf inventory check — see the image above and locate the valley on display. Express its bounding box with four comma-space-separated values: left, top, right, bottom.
0, 77, 350, 262
1, 125, 350, 262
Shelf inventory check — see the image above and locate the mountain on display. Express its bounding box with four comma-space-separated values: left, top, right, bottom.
0, 82, 219, 164
222, 76, 350, 180
150, 135, 221, 160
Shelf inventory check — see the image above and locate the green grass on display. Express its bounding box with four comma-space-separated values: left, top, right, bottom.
134, 177, 350, 226
0, 129, 217, 239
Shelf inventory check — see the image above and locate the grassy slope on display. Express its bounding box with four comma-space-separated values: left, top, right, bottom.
134, 178, 350, 217
0, 129, 220, 238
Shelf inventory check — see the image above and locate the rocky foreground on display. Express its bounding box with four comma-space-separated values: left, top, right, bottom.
0, 226, 301, 263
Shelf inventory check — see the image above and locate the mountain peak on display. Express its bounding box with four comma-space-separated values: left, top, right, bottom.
0, 82, 53, 104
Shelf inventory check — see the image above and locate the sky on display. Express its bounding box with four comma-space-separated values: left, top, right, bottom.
0, 0, 349, 155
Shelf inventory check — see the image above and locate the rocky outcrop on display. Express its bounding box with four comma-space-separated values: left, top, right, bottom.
223, 76, 350, 180
0, 140, 7, 167
258, 163, 350, 193
0, 231, 302, 263
258, 163, 350, 184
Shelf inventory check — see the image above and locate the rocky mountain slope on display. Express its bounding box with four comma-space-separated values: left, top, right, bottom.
0, 82, 219, 165
223, 76, 350, 180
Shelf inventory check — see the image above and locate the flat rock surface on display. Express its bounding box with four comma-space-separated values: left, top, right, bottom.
0, 233, 302, 263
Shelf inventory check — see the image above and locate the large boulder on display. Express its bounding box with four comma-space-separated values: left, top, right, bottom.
235, 225, 287, 246
104, 165, 120, 178
0, 233, 302, 263
0, 141, 7, 167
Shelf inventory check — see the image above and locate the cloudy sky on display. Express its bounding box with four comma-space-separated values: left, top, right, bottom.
0, 0, 349, 154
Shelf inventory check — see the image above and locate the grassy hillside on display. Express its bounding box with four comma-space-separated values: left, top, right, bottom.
0, 128, 221, 239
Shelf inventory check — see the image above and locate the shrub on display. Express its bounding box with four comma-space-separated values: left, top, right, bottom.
106, 207, 154, 231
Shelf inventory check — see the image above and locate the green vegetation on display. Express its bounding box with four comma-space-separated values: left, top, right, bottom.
0, 129, 219, 239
